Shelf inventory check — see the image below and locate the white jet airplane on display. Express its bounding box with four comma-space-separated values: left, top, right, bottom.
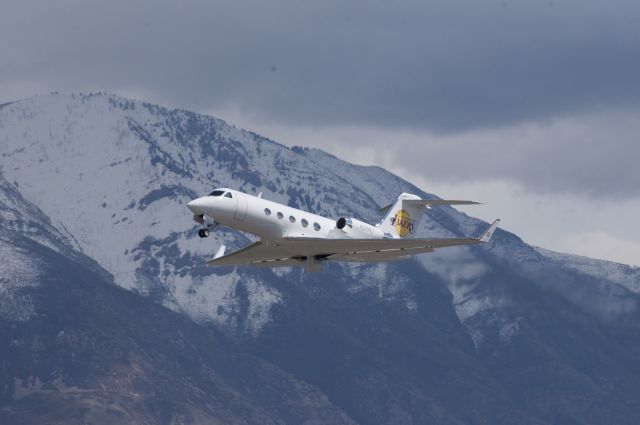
187, 188, 500, 272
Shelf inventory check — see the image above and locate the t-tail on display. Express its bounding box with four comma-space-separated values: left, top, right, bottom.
376, 193, 481, 238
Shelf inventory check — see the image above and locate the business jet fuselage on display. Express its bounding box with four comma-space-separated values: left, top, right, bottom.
187, 188, 499, 271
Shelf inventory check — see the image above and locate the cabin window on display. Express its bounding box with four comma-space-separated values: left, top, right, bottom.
277, 212, 284, 219
289, 215, 296, 223
264, 208, 271, 216
208, 190, 225, 197
301, 218, 308, 227
314, 222, 321, 231
224, 192, 233, 198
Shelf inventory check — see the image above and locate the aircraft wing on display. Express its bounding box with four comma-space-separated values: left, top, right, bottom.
208, 219, 500, 267
207, 241, 293, 266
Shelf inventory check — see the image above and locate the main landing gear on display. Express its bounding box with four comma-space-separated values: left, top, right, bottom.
198, 228, 210, 238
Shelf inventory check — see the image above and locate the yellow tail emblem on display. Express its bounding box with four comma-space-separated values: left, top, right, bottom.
391, 209, 414, 237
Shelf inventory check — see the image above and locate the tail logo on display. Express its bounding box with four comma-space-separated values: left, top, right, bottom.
391, 209, 414, 237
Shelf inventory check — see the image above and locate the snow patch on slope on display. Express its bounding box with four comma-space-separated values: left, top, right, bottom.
418, 248, 492, 321
0, 93, 287, 335
0, 239, 41, 321
536, 247, 640, 294
244, 278, 283, 335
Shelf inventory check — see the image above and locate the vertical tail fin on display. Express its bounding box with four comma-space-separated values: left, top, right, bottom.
376, 193, 425, 238
376, 193, 481, 238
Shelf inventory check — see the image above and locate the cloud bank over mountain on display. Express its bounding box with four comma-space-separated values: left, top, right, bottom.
3, 0, 640, 130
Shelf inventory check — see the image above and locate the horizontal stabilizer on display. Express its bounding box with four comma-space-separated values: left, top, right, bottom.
403, 199, 481, 207
380, 199, 480, 213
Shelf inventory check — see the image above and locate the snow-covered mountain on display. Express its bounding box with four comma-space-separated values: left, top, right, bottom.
0, 92, 501, 335
0, 174, 357, 425
536, 246, 640, 293
3, 93, 640, 424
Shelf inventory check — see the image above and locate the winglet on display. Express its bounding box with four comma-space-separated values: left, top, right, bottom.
213, 244, 226, 260
479, 219, 500, 243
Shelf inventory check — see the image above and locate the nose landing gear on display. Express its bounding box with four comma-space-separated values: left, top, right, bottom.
197, 216, 218, 238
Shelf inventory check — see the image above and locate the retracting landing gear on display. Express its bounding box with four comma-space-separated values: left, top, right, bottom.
198, 215, 218, 238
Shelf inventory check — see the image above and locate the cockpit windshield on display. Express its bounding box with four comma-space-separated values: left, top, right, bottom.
209, 190, 226, 197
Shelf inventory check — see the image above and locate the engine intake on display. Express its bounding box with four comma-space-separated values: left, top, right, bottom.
336, 217, 350, 230
335, 217, 385, 238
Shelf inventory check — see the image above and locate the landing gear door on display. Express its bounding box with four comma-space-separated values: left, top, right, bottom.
234, 193, 248, 221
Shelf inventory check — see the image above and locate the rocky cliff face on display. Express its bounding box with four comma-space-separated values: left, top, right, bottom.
2, 93, 640, 424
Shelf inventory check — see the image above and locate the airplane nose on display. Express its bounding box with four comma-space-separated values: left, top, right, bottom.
187, 197, 209, 214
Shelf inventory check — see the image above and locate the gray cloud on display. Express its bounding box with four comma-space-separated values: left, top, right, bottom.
275, 106, 640, 199
402, 108, 640, 198
2, 0, 640, 132
2, 0, 639, 200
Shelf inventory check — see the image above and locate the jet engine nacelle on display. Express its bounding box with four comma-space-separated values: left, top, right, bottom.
336, 217, 385, 239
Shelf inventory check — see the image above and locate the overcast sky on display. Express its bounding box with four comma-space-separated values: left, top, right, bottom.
2, 0, 639, 265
